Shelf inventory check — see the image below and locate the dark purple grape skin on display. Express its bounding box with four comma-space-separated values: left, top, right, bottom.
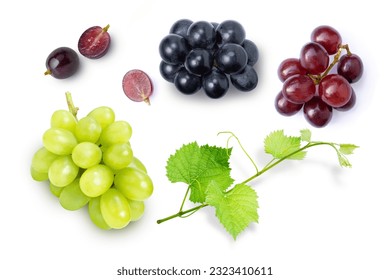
303, 96, 333, 127
159, 61, 182, 83
299, 42, 329, 75
184, 48, 213, 76
44, 47, 79, 79
241, 39, 259, 66
275, 91, 303, 116
335, 88, 356, 111
215, 43, 248, 74
169, 19, 193, 40
202, 68, 229, 99
159, 34, 190, 64
216, 20, 246, 45
174, 68, 202, 95
337, 54, 363, 83
186, 21, 216, 49
230, 65, 258, 92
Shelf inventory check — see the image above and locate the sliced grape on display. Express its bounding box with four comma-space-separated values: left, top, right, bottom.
44, 47, 79, 79
122, 69, 153, 104
78, 24, 111, 59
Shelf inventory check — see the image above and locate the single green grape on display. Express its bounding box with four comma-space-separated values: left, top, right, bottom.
42, 128, 78, 155
31, 147, 58, 174
30, 166, 49, 181
50, 109, 77, 132
49, 182, 63, 197
88, 197, 111, 230
128, 199, 145, 221
114, 167, 153, 201
88, 106, 115, 130
59, 179, 90, 211
48, 155, 79, 187
79, 164, 114, 197
74, 116, 102, 143
72, 142, 102, 169
99, 121, 132, 146
100, 188, 132, 229
103, 142, 133, 170
128, 156, 148, 173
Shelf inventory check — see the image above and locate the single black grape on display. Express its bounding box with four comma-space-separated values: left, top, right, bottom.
174, 68, 202, 95
230, 65, 258, 92
241, 39, 259, 66
170, 19, 193, 40
159, 34, 190, 64
215, 43, 248, 74
44, 47, 79, 79
184, 48, 213, 76
186, 21, 216, 49
159, 61, 182, 83
337, 54, 363, 83
216, 20, 246, 45
202, 68, 229, 99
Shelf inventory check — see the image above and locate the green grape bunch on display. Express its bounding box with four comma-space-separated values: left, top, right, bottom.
30, 92, 153, 230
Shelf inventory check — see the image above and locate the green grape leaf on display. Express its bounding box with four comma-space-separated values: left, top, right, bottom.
206, 182, 259, 240
300, 129, 312, 142
264, 130, 306, 160
339, 144, 359, 155
166, 142, 234, 203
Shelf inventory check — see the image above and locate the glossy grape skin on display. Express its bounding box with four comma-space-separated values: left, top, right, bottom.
100, 188, 132, 229
337, 54, 364, 83
50, 110, 77, 132
241, 39, 259, 66
215, 43, 248, 74
114, 167, 153, 201
277, 58, 307, 82
230, 65, 258, 92
59, 179, 90, 211
299, 42, 329, 75
78, 25, 111, 59
311, 25, 342, 55
48, 155, 79, 187
103, 143, 134, 170
282, 74, 316, 104
319, 74, 352, 108
87, 106, 115, 130
74, 116, 102, 143
72, 142, 102, 169
159, 61, 182, 83
202, 68, 229, 99
186, 21, 216, 49
184, 48, 213, 76
159, 34, 190, 64
169, 19, 193, 39
216, 20, 246, 45
174, 68, 202, 94
303, 96, 333, 127
88, 197, 111, 230
44, 47, 79, 79
79, 164, 114, 197
99, 121, 132, 147
42, 128, 78, 155
274, 91, 303, 116
128, 156, 148, 173
128, 200, 145, 222
335, 88, 356, 112
31, 147, 58, 174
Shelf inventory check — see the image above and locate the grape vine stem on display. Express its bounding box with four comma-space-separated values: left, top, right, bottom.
65, 91, 79, 120
156, 140, 343, 224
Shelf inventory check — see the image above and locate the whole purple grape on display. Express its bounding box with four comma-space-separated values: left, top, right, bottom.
44, 47, 80, 79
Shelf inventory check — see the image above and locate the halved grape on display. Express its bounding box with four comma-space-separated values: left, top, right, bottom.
44, 47, 79, 79
122, 69, 153, 104
78, 24, 111, 59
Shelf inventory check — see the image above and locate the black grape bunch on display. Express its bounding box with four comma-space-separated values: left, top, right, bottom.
275, 25, 364, 128
159, 19, 259, 99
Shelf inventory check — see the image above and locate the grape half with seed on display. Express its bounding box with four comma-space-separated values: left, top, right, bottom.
78, 24, 111, 59
122, 69, 154, 104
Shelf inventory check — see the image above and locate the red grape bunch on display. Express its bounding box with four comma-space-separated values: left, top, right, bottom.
275, 25, 363, 127
159, 19, 259, 99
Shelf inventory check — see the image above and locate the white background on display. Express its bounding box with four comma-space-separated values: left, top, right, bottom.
1, 0, 389, 279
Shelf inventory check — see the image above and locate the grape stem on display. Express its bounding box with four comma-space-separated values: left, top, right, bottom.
308, 44, 351, 84
156, 139, 344, 224
65, 91, 79, 120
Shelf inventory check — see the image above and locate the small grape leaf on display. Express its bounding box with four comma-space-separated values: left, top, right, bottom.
300, 129, 312, 142
205, 182, 259, 240
166, 142, 234, 203
264, 130, 306, 160
339, 144, 359, 155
